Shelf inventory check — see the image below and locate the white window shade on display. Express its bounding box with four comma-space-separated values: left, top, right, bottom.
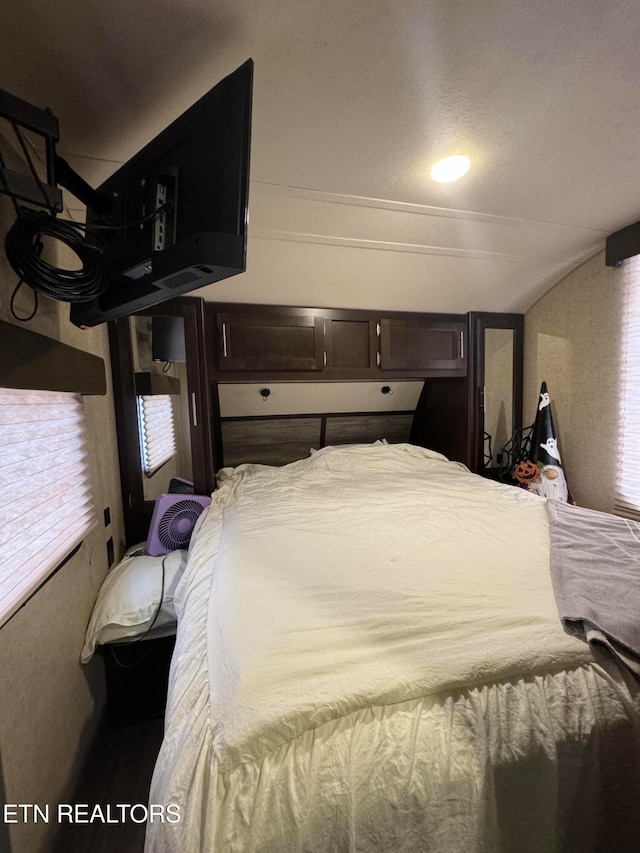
0, 388, 96, 626
138, 395, 177, 475
616, 254, 640, 517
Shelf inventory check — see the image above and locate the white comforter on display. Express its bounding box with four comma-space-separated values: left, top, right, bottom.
147, 444, 640, 853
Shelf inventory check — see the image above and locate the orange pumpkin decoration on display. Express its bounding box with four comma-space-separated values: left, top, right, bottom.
514, 459, 541, 486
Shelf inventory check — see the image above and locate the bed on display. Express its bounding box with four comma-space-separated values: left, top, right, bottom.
145, 443, 640, 852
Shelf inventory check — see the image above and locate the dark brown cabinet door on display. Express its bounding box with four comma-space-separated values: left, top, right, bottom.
216, 311, 325, 371
324, 318, 377, 373
379, 317, 467, 373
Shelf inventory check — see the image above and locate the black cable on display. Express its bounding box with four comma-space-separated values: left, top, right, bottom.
2, 127, 105, 304
69, 203, 171, 231
162, 361, 173, 373
3, 201, 172, 307
10, 277, 38, 322
5, 209, 107, 302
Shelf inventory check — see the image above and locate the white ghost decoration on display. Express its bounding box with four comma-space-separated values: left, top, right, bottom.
537, 465, 568, 502
540, 436, 561, 462
539, 392, 550, 411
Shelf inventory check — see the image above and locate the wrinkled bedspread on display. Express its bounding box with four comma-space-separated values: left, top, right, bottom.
548, 499, 640, 676
146, 445, 640, 853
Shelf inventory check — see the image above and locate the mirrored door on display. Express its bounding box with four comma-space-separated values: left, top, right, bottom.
473, 313, 523, 474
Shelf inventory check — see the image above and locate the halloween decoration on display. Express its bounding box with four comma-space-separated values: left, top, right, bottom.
531, 382, 562, 468
537, 464, 569, 501
516, 382, 570, 502
497, 423, 533, 483
514, 459, 541, 486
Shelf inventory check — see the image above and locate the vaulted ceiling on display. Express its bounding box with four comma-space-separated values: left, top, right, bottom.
2, 0, 640, 312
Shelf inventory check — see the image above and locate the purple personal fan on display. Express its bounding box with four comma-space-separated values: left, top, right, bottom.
146, 493, 211, 556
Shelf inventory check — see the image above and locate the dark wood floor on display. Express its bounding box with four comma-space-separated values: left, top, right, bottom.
52, 717, 164, 853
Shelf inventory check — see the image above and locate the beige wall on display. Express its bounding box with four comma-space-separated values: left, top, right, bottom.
524, 249, 624, 512
0, 199, 125, 853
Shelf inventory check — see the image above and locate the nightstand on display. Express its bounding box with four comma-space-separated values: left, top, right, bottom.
100, 634, 176, 726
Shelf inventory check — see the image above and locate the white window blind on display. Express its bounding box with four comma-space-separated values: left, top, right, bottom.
0, 388, 96, 626
138, 395, 177, 475
616, 254, 640, 517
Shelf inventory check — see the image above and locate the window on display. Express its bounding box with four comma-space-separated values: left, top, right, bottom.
137, 394, 177, 475
616, 254, 640, 516
0, 388, 96, 626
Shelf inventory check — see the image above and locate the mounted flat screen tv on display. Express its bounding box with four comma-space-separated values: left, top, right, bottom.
71, 59, 253, 327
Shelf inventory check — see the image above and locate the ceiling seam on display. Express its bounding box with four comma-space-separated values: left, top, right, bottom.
251, 229, 594, 265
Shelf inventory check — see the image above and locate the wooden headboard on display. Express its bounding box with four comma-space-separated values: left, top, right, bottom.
216, 381, 422, 468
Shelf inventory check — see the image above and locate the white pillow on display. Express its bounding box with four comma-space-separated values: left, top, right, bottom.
81, 549, 188, 663
310, 439, 389, 455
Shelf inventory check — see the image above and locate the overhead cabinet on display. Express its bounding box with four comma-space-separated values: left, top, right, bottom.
379, 316, 466, 372
207, 304, 468, 379
216, 310, 325, 371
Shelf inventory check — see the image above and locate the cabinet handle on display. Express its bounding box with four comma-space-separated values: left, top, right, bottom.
191, 393, 198, 427
323, 351, 327, 367
459, 330, 464, 360
221, 322, 228, 358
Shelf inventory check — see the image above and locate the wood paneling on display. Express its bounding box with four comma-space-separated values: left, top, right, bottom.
324, 414, 413, 445
221, 417, 323, 467
220, 411, 414, 469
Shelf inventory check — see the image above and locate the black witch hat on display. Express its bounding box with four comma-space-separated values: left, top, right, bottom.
530, 381, 561, 467
528, 381, 570, 502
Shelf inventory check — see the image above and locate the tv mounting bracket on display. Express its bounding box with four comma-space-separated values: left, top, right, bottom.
0, 88, 111, 216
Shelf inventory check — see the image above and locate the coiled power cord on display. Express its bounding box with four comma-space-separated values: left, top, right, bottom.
1, 121, 168, 321
5, 208, 107, 304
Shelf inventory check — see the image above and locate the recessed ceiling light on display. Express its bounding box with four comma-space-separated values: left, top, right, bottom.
429, 154, 470, 183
